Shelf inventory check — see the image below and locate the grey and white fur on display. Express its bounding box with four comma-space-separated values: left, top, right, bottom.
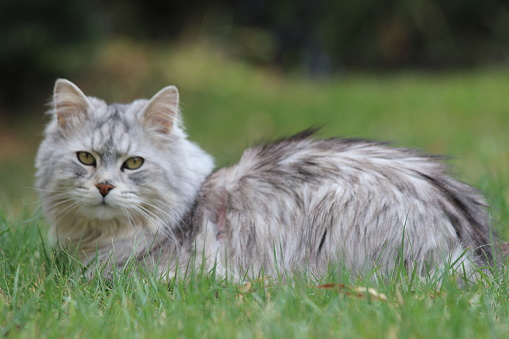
35, 79, 495, 280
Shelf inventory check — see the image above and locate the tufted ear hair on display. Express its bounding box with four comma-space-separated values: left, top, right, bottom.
142, 86, 179, 134
53, 79, 91, 129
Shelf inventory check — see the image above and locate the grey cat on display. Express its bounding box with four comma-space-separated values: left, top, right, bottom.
35, 79, 495, 281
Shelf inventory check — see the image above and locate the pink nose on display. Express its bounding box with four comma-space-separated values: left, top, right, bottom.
96, 183, 115, 197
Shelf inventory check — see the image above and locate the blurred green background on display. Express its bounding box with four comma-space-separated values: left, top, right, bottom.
0, 0, 508, 217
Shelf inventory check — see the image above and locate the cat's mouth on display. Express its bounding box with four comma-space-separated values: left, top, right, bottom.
97, 203, 114, 211
96, 198, 118, 211
77, 198, 122, 220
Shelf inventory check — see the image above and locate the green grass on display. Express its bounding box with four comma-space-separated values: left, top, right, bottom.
1, 41, 509, 338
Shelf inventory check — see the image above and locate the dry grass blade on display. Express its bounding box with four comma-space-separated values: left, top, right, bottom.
236, 276, 271, 302
315, 284, 388, 302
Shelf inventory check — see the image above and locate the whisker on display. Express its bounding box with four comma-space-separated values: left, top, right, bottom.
142, 200, 180, 225
132, 205, 161, 226
150, 199, 186, 238
53, 200, 82, 221
44, 197, 76, 212
135, 204, 179, 243
120, 206, 136, 230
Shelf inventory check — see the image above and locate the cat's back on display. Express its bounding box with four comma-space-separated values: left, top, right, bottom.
211, 130, 448, 191
197, 131, 492, 275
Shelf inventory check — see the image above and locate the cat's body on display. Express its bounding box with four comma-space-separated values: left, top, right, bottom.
36, 79, 495, 280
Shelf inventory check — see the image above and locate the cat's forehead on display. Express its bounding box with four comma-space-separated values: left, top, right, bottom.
88, 97, 145, 122
94, 102, 132, 122
88, 102, 142, 158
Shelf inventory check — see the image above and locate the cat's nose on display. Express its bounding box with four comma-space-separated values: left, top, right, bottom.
96, 182, 115, 197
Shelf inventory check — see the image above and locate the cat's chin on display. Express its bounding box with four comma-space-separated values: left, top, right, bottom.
79, 204, 124, 220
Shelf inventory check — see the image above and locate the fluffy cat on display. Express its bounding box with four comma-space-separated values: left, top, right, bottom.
36, 79, 495, 280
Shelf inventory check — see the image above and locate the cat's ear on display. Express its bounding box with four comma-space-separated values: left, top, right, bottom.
53, 79, 91, 129
142, 86, 179, 134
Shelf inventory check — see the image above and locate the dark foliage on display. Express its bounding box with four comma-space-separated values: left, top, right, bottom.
1, 0, 508, 114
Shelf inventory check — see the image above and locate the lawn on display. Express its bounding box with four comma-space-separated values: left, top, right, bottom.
1, 41, 508, 338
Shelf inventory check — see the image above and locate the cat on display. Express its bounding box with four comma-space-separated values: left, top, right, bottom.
35, 79, 496, 281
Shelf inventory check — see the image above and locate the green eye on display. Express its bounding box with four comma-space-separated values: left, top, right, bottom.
77, 152, 96, 166
122, 157, 144, 170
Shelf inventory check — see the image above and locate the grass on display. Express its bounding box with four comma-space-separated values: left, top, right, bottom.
1, 40, 509, 338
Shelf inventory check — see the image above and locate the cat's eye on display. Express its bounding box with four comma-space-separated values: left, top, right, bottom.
77, 152, 96, 166
122, 157, 144, 170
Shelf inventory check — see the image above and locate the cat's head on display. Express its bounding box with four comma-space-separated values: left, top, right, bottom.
36, 79, 214, 239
